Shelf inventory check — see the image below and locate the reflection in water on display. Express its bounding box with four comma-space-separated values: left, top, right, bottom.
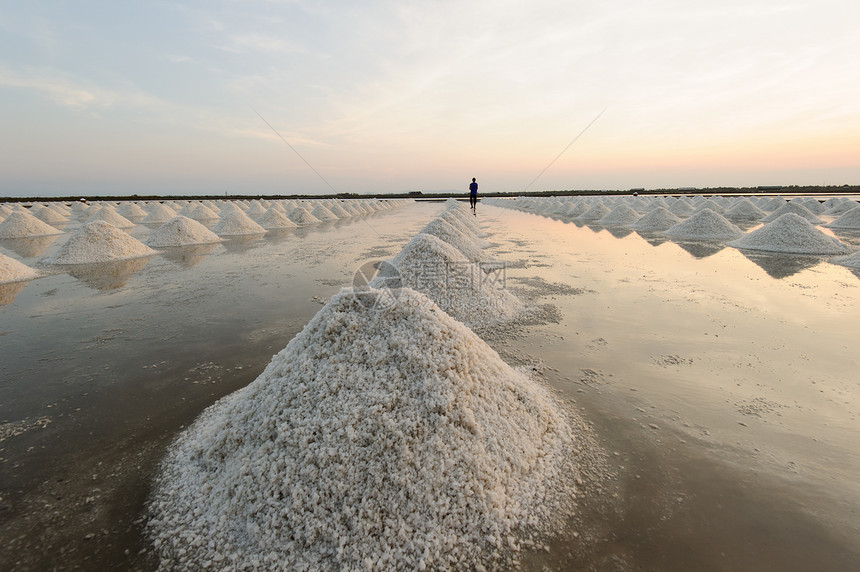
60, 257, 152, 291
634, 231, 669, 247
262, 228, 297, 245
737, 250, 826, 279
605, 226, 634, 239
220, 234, 265, 253
669, 240, 726, 259
0, 280, 30, 305
0, 235, 60, 258
157, 244, 219, 268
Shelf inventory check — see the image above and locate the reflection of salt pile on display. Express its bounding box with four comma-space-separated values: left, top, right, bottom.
0, 211, 64, 238
663, 208, 744, 240
631, 207, 681, 231
824, 206, 860, 230
149, 287, 578, 571
211, 210, 266, 236
257, 208, 299, 230
377, 233, 522, 327
141, 203, 178, 224
728, 213, 850, 255
0, 252, 39, 284
42, 221, 155, 264
145, 216, 223, 247
831, 251, 860, 270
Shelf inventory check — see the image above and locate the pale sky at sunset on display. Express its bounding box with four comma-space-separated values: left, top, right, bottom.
1, 1, 858, 197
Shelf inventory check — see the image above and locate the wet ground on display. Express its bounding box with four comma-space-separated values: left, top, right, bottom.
1, 200, 860, 570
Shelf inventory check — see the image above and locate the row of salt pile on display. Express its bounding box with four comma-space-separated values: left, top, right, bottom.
147, 199, 596, 570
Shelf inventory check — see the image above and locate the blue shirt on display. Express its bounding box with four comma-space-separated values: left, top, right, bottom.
469, 182, 478, 194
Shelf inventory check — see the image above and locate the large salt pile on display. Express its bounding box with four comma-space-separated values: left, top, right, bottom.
728, 213, 850, 255
631, 207, 682, 232
287, 207, 321, 226
42, 221, 156, 264
420, 217, 489, 263
148, 287, 580, 571
327, 202, 351, 219
211, 210, 266, 236
87, 206, 136, 228
257, 207, 299, 230
662, 208, 744, 240
577, 202, 610, 221
824, 206, 860, 230
0, 252, 39, 284
119, 202, 148, 218
311, 204, 339, 221
376, 233, 522, 327
0, 211, 65, 238
597, 203, 640, 226
188, 204, 220, 221
141, 203, 178, 224
761, 202, 823, 224
34, 206, 69, 226
145, 216, 223, 247
724, 198, 766, 221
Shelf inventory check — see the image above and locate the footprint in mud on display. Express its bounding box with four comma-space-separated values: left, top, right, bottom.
652, 354, 694, 367
587, 337, 608, 351
579, 368, 608, 385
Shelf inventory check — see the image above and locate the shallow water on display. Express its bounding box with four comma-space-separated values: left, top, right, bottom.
1, 200, 859, 570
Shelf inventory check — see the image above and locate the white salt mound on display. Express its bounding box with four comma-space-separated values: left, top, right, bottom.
662, 208, 744, 240
0, 211, 65, 238
311, 205, 338, 221
723, 198, 766, 221
145, 216, 223, 247
257, 208, 299, 230
287, 207, 321, 226
119, 202, 148, 218
327, 203, 352, 218
148, 287, 578, 571
87, 206, 135, 228
211, 210, 266, 236
824, 206, 860, 230
141, 204, 178, 224
188, 204, 220, 221
43, 221, 155, 264
597, 204, 640, 226
420, 217, 489, 263
728, 213, 850, 255
830, 251, 860, 270
0, 252, 39, 284
375, 233, 522, 327
762, 202, 823, 224
34, 207, 69, 226
631, 207, 682, 231
577, 202, 611, 221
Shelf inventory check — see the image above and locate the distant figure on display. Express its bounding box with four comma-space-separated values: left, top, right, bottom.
469, 177, 478, 210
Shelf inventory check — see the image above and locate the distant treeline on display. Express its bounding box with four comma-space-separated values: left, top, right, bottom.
2, 184, 859, 203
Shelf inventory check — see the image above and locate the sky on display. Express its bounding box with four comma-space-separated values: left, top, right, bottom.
1, 0, 859, 197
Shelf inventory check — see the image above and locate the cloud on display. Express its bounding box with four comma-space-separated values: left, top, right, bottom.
220, 33, 305, 54
0, 66, 108, 108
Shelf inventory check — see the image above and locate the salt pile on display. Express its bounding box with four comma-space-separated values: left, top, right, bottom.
148, 287, 579, 571
824, 206, 860, 230
42, 221, 155, 264
119, 202, 148, 218
662, 208, 744, 240
211, 210, 266, 236
577, 202, 610, 221
257, 207, 299, 230
597, 203, 640, 226
327, 202, 351, 218
723, 198, 766, 221
728, 213, 850, 255
420, 217, 489, 263
376, 233, 522, 327
311, 205, 338, 222
668, 201, 695, 217
188, 204, 220, 221
761, 202, 823, 224
141, 203, 178, 224
0, 211, 65, 238
145, 216, 223, 247
287, 207, 321, 226
0, 252, 39, 284
34, 206, 69, 226
830, 251, 860, 270
631, 207, 682, 232
87, 206, 136, 228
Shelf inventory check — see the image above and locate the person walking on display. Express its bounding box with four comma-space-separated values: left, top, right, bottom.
469, 177, 478, 210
